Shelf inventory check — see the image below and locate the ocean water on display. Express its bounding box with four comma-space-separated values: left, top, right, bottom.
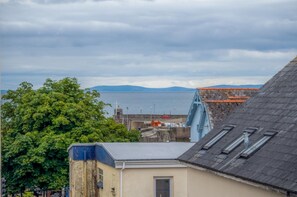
99, 92, 195, 117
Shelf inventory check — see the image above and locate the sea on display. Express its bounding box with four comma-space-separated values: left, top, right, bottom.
99, 92, 195, 117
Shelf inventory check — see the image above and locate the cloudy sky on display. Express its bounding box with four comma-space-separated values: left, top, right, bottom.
1, 0, 297, 90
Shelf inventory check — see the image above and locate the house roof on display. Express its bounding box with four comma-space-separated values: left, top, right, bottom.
100, 142, 195, 161
180, 56, 297, 194
186, 87, 259, 127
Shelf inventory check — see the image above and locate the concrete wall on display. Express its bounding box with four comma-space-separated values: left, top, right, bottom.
122, 168, 188, 197
69, 159, 120, 197
187, 167, 285, 197
69, 159, 96, 197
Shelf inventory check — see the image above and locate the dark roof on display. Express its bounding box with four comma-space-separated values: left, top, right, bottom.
180, 56, 297, 194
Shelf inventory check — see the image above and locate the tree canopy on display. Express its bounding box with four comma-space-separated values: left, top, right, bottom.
1, 78, 140, 194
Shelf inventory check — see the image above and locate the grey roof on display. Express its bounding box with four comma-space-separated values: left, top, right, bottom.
179, 56, 297, 194
100, 142, 195, 161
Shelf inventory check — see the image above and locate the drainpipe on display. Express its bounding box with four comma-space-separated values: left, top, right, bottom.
120, 161, 126, 197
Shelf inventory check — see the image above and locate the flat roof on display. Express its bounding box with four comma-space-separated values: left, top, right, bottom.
99, 142, 195, 161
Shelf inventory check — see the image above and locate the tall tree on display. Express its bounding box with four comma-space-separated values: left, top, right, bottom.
1, 78, 140, 194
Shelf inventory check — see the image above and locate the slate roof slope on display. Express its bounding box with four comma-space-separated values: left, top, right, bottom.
180, 56, 297, 194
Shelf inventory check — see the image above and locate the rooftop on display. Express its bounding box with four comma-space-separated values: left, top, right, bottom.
101, 142, 195, 160
180, 56, 297, 194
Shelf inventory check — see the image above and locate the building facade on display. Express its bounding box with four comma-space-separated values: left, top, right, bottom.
68, 142, 194, 197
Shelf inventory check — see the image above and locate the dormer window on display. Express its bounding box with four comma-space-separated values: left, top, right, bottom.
202, 125, 235, 150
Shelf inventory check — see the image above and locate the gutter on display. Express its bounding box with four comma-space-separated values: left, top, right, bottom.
120, 161, 126, 197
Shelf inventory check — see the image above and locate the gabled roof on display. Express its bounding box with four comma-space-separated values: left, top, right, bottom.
180, 56, 297, 194
186, 88, 259, 127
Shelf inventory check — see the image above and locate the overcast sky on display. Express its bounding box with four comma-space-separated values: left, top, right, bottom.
1, 0, 296, 89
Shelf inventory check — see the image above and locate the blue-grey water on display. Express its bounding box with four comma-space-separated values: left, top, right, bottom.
100, 92, 195, 117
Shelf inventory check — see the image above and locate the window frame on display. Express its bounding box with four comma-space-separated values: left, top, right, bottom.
221, 127, 258, 154
202, 125, 235, 150
240, 131, 277, 158
154, 176, 173, 197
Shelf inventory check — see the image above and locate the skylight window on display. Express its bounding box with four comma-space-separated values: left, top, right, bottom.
222, 127, 258, 154
240, 131, 277, 158
202, 125, 234, 150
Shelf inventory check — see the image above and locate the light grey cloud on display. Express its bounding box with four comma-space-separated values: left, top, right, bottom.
0, 0, 297, 89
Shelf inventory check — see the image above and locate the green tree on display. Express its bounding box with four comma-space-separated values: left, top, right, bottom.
1, 78, 140, 194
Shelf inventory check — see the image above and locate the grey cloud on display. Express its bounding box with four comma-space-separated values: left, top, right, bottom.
0, 0, 297, 89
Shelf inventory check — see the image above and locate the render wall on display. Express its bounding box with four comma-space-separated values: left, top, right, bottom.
122, 167, 188, 197
187, 167, 285, 197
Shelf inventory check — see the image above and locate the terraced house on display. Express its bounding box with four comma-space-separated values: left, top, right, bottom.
69, 56, 297, 197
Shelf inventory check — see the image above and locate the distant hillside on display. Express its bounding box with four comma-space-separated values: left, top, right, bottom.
1, 90, 7, 95
209, 84, 262, 89
90, 85, 195, 92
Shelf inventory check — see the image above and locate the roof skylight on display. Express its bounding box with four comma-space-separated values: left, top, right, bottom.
202, 125, 234, 150
222, 127, 258, 154
240, 131, 277, 158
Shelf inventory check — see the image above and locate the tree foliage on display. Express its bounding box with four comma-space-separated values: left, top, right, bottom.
1, 78, 140, 194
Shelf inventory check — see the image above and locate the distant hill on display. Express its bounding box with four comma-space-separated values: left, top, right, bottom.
0, 84, 263, 94
90, 85, 195, 92
209, 84, 262, 89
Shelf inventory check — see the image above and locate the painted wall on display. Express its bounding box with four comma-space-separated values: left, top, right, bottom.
122, 167, 188, 197
187, 167, 285, 197
96, 161, 120, 197
190, 104, 210, 142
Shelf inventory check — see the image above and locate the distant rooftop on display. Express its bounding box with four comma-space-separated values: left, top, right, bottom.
186, 87, 259, 128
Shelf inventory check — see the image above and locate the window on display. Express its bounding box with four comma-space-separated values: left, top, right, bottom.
240, 131, 277, 158
155, 177, 172, 197
222, 127, 258, 154
202, 125, 234, 150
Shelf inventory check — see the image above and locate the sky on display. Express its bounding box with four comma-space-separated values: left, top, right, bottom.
0, 0, 297, 90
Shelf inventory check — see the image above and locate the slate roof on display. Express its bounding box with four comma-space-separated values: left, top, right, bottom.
180, 56, 297, 194
101, 142, 195, 161
186, 88, 259, 128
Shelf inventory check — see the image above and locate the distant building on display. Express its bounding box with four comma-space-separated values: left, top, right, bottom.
186, 87, 259, 142
179, 56, 297, 197
68, 142, 194, 197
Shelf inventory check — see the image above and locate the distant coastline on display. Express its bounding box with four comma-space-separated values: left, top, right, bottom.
90, 85, 195, 93
1, 84, 262, 94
